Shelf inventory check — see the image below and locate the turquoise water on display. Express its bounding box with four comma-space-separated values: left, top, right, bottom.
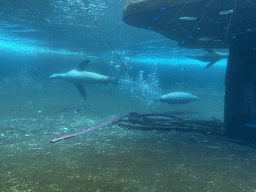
0, 0, 256, 191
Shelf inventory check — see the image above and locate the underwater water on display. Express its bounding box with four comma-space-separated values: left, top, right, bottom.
1, 0, 256, 191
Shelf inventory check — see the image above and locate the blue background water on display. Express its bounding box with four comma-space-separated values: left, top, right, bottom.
0, 0, 227, 118
0, 0, 255, 191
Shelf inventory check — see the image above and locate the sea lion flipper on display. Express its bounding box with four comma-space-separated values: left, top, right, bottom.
205, 49, 215, 53
77, 60, 90, 71
205, 61, 218, 68
75, 83, 87, 100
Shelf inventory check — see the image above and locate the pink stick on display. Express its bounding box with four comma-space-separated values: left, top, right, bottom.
50, 114, 127, 143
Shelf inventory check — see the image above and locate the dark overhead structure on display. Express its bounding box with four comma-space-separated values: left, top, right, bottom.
123, 0, 256, 141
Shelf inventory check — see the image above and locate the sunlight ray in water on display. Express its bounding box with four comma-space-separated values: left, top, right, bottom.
1, 0, 256, 191
0, 37, 87, 55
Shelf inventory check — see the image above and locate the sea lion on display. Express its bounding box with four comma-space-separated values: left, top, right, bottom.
186, 49, 229, 68
155, 92, 199, 104
50, 60, 118, 100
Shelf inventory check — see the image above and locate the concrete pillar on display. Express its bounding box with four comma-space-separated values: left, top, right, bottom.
224, 36, 256, 141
